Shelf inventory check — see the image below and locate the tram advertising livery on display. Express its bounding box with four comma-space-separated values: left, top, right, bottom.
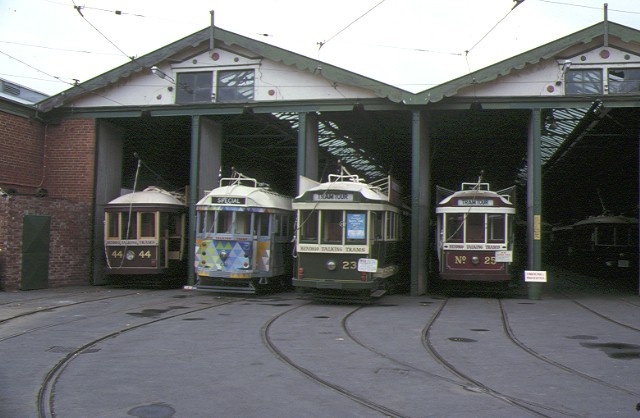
435, 179, 516, 282
292, 166, 408, 303
193, 171, 294, 294
104, 186, 187, 286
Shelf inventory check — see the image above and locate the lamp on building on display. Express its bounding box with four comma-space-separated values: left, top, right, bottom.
150, 66, 175, 83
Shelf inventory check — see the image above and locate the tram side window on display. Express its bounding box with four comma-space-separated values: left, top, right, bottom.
121, 212, 138, 239
373, 212, 382, 240
596, 225, 615, 246
217, 211, 233, 233
140, 213, 156, 238
466, 213, 485, 243
322, 210, 343, 244
487, 214, 505, 243
168, 212, 183, 237
299, 210, 319, 243
236, 212, 251, 235
257, 212, 270, 236
106, 213, 120, 239
445, 213, 464, 243
345, 211, 366, 244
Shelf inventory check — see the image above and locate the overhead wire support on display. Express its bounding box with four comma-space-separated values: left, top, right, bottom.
318, 0, 387, 50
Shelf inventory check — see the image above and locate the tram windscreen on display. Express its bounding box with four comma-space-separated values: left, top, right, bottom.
466, 213, 485, 243
322, 210, 343, 244
487, 214, 505, 243
121, 212, 137, 239
300, 210, 319, 243
140, 213, 156, 238
106, 213, 119, 239
445, 214, 464, 243
236, 212, 251, 235
217, 211, 233, 233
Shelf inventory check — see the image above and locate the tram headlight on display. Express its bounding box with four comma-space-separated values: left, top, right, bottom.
126, 250, 135, 261
326, 260, 337, 271
219, 250, 228, 261
471, 256, 480, 265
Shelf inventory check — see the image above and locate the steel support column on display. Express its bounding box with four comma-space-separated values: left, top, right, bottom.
411, 110, 430, 296
527, 108, 543, 299
187, 115, 201, 285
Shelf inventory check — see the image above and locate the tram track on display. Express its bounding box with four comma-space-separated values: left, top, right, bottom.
33, 295, 255, 418
422, 298, 578, 418
261, 302, 410, 418
0, 289, 150, 325
498, 300, 640, 398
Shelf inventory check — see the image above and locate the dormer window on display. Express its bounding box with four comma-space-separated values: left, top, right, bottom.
174, 69, 255, 104
216, 70, 254, 102
176, 71, 213, 104
565, 69, 603, 95
608, 68, 640, 93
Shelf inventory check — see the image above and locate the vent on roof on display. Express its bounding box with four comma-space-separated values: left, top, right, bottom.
2, 81, 21, 97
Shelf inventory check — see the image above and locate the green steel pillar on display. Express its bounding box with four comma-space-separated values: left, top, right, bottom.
187, 115, 201, 285
527, 109, 543, 299
411, 110, 430, 296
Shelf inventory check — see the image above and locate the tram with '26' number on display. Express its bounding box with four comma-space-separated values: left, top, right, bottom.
292, 165, 409, 303
192, 170, 294, 294
435, 177, 516, 284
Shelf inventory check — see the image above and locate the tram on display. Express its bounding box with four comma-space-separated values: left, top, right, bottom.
551, 213, 638, 278
292, 166, 409, 303
104, 186, 187, 285
435, 179, 516, 282
193, 171, 294, 294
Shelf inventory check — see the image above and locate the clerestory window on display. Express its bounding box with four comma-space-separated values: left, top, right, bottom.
565, 69, 603, 95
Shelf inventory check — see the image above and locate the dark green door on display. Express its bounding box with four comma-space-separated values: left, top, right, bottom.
21, 215, 51, 290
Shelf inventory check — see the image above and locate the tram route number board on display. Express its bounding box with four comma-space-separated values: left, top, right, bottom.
358, 258, 378, 273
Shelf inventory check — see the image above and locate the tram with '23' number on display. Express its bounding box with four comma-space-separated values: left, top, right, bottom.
104, 186, 188, 287
292, 165, 409, 303
435, 176, 516, 284
192, 170, 294, 294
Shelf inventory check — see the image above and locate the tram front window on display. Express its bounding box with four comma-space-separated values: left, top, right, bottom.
106, 213, 120, 239
322, 210, 343, 244
445, 214, 464, 243
466, 213, 485, 243
217, 211, 233, 233
140, 213, 156, 238
121, 212, 137, 239
300, 210, 319, 243
236, 212, 251, 235
487, 214, 505, 243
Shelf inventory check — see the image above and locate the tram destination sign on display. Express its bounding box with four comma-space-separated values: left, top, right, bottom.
214, 197, 246, 205
313, 192, 354, 202
457, 198, 494, 206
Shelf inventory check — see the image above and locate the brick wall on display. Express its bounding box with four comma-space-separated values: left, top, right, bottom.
0, 113, 96, 290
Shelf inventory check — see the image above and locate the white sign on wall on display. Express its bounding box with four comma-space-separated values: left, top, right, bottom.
525, 270, 547, 282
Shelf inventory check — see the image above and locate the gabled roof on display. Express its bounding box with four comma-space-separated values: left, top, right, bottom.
37, 26, 413, 112
407, 20, 640, 104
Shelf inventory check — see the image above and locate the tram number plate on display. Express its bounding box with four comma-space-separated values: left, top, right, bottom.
618, 260, 630, 268
358, 258, 378, 273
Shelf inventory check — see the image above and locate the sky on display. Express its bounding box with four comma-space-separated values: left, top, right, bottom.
2, 0, 640, 96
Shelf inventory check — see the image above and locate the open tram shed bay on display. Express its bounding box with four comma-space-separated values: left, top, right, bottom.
0, 11, 638, 294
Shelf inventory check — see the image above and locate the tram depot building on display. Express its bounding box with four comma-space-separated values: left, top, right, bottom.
0, 18, 638, 295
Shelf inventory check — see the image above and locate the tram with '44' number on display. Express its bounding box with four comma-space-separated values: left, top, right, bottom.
104, 186, 187, 287
193, 170, 294, 294
292, 166, 409, 303
435, 178, 516, 283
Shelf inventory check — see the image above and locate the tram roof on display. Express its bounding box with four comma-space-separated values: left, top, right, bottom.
107, 187, 186, 208
198, 184, 293, 211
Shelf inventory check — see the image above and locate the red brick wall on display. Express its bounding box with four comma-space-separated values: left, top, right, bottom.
0, 113, 96, 290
